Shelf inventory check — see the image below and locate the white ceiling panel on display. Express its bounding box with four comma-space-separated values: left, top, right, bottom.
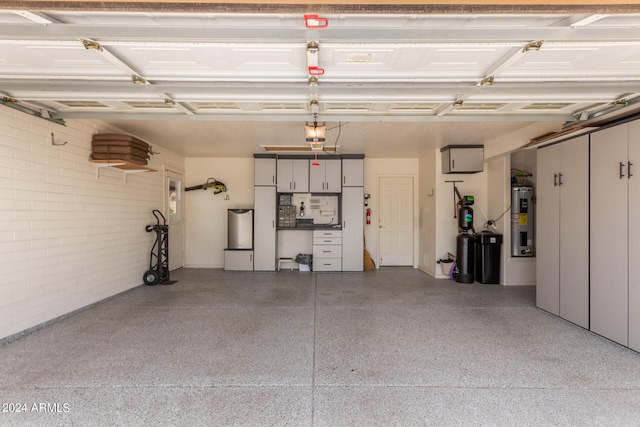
1, 8, 640, 157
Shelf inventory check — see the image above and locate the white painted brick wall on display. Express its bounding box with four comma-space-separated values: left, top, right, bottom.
0, 105, 185, 339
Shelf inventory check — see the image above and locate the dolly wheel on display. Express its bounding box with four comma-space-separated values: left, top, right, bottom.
143, 270, 160, 285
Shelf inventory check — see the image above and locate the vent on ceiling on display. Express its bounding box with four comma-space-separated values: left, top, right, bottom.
347, 53, 375, 63
124, 101, 174, 109
191, 102, 241, 111
57, 100, 109, 108
521, 103, 573, 111
325, 102, 373, 112
456, 102, 507, 111
389, 103, 439, 112
258, 102, 307, 111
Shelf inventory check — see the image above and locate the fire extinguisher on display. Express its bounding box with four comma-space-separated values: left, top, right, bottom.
366, 208, 371, 225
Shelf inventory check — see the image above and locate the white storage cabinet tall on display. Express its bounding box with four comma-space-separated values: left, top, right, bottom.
590, 121, 640, 351
253, 157, 277, 271
536, 135, 589, 328
341, 156, 364, 271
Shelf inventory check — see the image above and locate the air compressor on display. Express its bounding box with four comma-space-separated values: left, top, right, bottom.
455, 194, 475, 284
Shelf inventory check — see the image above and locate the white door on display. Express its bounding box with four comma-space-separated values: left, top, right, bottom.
378, 176, 414, 266
165, 169, 184, 271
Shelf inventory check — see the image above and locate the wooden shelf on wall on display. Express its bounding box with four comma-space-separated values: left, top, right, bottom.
89, 158, 157, 182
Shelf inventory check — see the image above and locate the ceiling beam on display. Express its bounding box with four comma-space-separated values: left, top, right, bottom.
2, 2, 639, 14
1, 22, 640, 43
3, 80, 638, 99
51, 110, 572, 122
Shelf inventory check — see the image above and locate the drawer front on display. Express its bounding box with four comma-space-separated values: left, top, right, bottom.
313, 258, 342, 271
313, 230, 342, 239
313, 237, 342, 245
313, 245, 343, 259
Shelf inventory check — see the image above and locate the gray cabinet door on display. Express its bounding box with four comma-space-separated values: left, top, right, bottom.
309, 159, 341, 193
292, 159, 309, 192
253, 186, 276, 271
629, 120, 640, 352
276, 159, 293, 192
342, 187, 364, 271
254, 158, 276, 186
342, 159, 364, 187
536, 143, 561, 316
590, 123, 629, 346
278, 159, 309, 193
559, 135, 589, 329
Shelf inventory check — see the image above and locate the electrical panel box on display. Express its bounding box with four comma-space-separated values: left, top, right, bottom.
441, 145, 484, 174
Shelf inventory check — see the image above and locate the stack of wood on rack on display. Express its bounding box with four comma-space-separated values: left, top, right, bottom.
91, 134, 152, 165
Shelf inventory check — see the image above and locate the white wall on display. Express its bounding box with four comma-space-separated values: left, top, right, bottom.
184, 157, 254, 268
418, 149, 437, 275
0, 105, 184, 340
434, 157, 488, 279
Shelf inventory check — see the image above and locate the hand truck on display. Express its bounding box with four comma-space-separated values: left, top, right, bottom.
143, 209, 170, 285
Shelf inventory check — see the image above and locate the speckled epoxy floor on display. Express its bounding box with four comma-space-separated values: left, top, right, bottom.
1, 268, 640, 426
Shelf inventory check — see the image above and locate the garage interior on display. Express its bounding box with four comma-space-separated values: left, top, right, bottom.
2, 1, 640, 424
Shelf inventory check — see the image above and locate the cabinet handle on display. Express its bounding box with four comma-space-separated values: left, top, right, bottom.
272, 175, 275, 184
620, 162, 625, 179
553, 173, 558, 187
558, 173, 563, 186
250, 253, 253, 262
629, 161, 634, 179
322, 182, 325, 190
343, 176, 346, 184
294, 182, 296, 190
272, 220, 275, 228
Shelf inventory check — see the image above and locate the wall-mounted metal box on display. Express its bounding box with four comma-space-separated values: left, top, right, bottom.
440, 145, 484, 174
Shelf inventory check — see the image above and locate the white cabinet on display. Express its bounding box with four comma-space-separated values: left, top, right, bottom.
313, 230, 342, 271
254, 157, 276, 186
536, 135, 589, 328
590, 121, 640, 350
441, 145, 484, 174
342, 158, 364, 187
253, 186, 276, 271
224, 250, 253, 271
309, 159, 341, 193
342, 187, 364, 271
277, 159, 309, 193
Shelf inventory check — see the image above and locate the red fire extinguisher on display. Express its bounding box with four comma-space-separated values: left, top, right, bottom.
366, 208, 371, 225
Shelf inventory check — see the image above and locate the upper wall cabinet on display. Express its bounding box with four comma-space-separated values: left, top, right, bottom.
254, 158, 276, 186
310, 159, 342, 193
441, 145, 484, 174
342, 158, 364, 187
277, 159, 309, 193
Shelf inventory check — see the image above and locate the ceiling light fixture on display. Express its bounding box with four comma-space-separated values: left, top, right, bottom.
305, 121, 326, 143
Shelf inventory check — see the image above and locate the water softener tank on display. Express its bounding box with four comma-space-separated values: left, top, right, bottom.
456, 233, 475, 283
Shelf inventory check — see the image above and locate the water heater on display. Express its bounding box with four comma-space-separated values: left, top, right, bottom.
511, 186, 534, 257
